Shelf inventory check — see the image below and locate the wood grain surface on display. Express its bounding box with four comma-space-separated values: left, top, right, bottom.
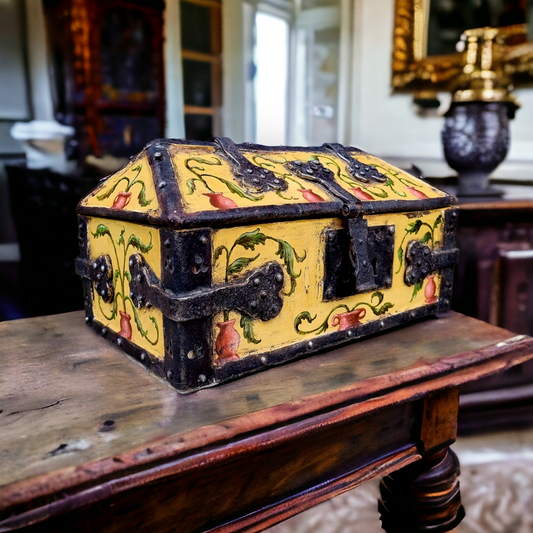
1, 310, 532, 532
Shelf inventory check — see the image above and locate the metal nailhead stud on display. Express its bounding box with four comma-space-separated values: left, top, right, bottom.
253, 178, 260, 184
308, 341, 313, 349
187, 350, 195, 359
271, 305, 278, 314
346, 330, 353, 338
101, 328, 107, 335
129, 259, 134, 267
253, 278, 260, 287
117, 338, 123, 347
85, 316, 91, 323
154, 151, 163, 160
410, 312, 416, 319
164, 239, 171, 248
362, 261, 368, 267
100, 290, 105, 296
129, 292, 134, 298
166, 370, 173, 380
159, 181, 167, 189
389, 226, 395, 234
200, 236, 208, 245
380, 321, 385, 329
250, 301, 257, 309
246, 168, 253, 174
444, 299, 450, 307
140, 352, 146, 361
93, 262, 98, 269
100, 265, 106, 272
137, 274, 142, 282
260, 356, 267, 364
275, 273, 283, 282
198, 374, 207, 383
260, 291, 267, 299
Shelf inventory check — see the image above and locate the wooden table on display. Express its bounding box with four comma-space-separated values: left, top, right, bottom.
1, 311, 533, 533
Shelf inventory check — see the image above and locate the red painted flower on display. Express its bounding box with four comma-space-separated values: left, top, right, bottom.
298, 189, 325, 203
349, 187, 374, 201
112, 191, 131, 209
203, 192, 238, 211
405, 186, 429, 199
118, 311, 132, 340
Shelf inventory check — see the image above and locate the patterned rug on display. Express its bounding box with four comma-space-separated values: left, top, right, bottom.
267, 429, 533, 533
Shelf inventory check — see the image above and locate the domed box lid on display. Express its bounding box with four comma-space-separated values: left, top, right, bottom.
78, 137, 454, 228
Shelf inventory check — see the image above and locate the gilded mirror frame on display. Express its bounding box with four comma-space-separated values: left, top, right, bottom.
391, 0, 533, 93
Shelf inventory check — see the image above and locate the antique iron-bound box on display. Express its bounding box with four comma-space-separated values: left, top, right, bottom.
76, 137, 459, 393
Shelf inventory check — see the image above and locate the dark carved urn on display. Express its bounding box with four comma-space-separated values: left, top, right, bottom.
442, 102, 513, 197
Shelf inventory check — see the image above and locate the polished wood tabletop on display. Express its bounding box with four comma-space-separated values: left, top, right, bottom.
1, 311, 532, 532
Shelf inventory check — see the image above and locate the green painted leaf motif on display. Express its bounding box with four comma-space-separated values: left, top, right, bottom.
217, 177, 264, 202
187, 156, 222, 167
234, 229, 267, 251
396, 245, 404, 272
406, 220, 422, 234
375, 302, 394, 315
131, 164, 142, 173
118, 228, 125, 246
136, 182, 152, 207
114, 269, 120, 283
126, 233, 153, 253
214, 245, 226, 263
186, 178, 196, 195
368, 187, 388, 198
294, 311, 317, 334
124, 270, 132, 282
92, 224, 111, 239
434, 240, 441, 247
420, 231, 432, 244
371, 291, 384, 305
411, 280, 423, 302
146, 316, 160, 346
240, 314, 261, 344
275, 239, 306, 296
96, 176, 129, 201
433, 214, 443, 230
228, 254, 260, 275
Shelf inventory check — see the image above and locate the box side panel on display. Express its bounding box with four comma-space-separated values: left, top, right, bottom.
87, 217, 165, 359
210, 208, 453, 367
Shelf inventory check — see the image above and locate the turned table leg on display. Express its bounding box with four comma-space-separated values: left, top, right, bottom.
378, 447, 465, 533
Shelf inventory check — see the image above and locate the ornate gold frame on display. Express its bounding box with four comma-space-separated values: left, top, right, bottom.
391, 0, 533, 93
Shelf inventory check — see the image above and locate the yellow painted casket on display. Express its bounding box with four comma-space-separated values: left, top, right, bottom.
76, 137, 459, 393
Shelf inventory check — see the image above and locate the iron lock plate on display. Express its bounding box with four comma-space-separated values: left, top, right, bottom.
323, 220, 395, 300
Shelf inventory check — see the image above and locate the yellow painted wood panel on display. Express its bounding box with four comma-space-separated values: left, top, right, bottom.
81, 156, 161, 215
210, 209, 445, 362
88, 217, 165, 359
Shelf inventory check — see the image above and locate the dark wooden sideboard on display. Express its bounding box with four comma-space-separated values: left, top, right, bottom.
1, 311, 533, 532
